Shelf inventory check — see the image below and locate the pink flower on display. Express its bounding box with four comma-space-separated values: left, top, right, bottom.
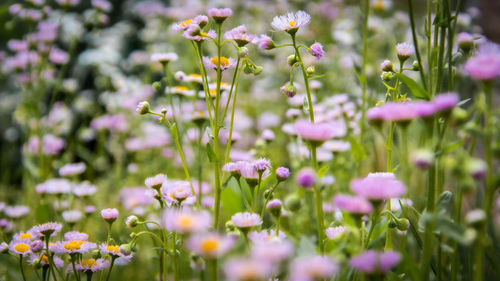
349, 250, 401, 273
333, 194, 373, 214
162, 208, 212, 233
350, 173, 406, 201
310, 42, 324, 60
231, 212, 262, 230
294, 120, 343, 144
100, 208, 119, 222
208, 8, 233, 23
464, 42, 500, 81
296, 168, 316, 188
203, 56, 237, 70
161, 180, 196, 206
224, 258, 274, 281
186, 232, 235, 258
271, 11, 310, 33
326, 226, 345, 240
224, 25, 255, 47
290, 256, 338, 281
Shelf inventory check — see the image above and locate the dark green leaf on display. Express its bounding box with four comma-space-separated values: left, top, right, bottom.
396, 73, 430, 100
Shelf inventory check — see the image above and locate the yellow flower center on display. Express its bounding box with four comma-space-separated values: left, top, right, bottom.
374, 0, 385, 10
173, 86, 189, 92
42, 255, 49, 263
178, 215, 193, 228
180, 19, 192, 27
201, 239, 219, 253
210, 57, 230, 67
106, 245, 120, 254
64, 241, 85, 251
81, 259, 97, 269
188, 74, 201, 78
14, 243, 30, 253
289, 20, 296, 27
20, 233, 32, 239
209, 89, 217, 97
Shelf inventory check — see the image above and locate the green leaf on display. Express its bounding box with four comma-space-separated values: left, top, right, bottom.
317, 165, 330, 178
348, 136, 366, 162
205, 142, 218, 163
396, 73, 430, 100
221, 178, 243, 216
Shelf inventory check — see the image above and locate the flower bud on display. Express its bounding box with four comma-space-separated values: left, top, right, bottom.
397, 218, 410, 231
412, 149, 434, 169
253, 65, 263, 75
451, 107, 468, 126
466, 158, 487, 180
266, 199, 282, 217
306, 66, 315, 75
136, 101, 150, 115
125, 215, 139, 228
412, 60, 420, 71
119, 243, 133, 256
465, 209, 486, 227
152, 81, 162, 92
276, 167, 290, 181
263, 189, 273, 200
388, 218, 398, 228
285, 193, 302, 212
237, 47, 248, 58
280, 82, 297, 98
32, 258, 42, 270
287, 55, 298, 66
381, 71, 394, 82
380, 60, 394, 72
457, 32, 474, 53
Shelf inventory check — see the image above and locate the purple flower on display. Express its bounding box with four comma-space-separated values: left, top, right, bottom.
224, 25, 255, 47
144, 173, 167, 189
223, 258, 274, 281
349, 250, 401, 274
91, 0, 112, 12
64, 231, 88, 241
161, 180, 196, 206
9, 241, 31, 256
62, 210, 83, 223
296, 168, 316, 189
272, 11, 311, 33
310, 42, 324, 60
49, 48, 68, 65
203, 56, 237, 70
231, 212, 262, 230
464, 43, 500, 81
457, 32, 474, 52
186, 232, 235, 258
326, 226, 345, 240
396, 42, 414, 61
31, 222, 62, 237
251, 239, 293, 263
380, 60, 394, 72
162, 208, 212, 233
53, 240, 97, 255
290, 256, 338, 281
257, 35, 275, 50
276, 167, 290, 181
4, 205, 30, 219
183, 27, 216, 41
253, 158, 271, 172
208, 8, 233, 23
248, 230, 286, 243
432, 92, 459, 113
59, 162, 86, 176
151, 52, 178, 64
73, 258, 110, 273
333, 194, 373, 214
294, 120, 343, 144
100, 208, 119, 222
350, 173, 406, 201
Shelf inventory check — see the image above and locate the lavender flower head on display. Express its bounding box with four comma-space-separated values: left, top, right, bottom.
161, 180, 196, 206
231, 212, 262, 230
59, 162, 86, 177
396, 42, 415, 62
224, 25, 255, 47
333, 194, 373, 214
203, 56, 237, 70
272, 11, 311, 33
208, 8, 233, 23
145, 173, 167, 190
162, 208, 212, 233
432, 92, 459, 113
326, 226, 345, 240
32, 222, 62, 237
64, 231, 89, 241
290, 256, 338, 281
151, 52, 178, 64
224, 258, 274, 281
294, 120, 342, 145
464, 42, 500, 81
296, 167, 316, 189
253, 158, 271, 172
310, 42, 325, 60
276, 167, 290, 181
350, 173, 406, 201
100, 208, 119, 222
349, 250, 401, 274
257, 35, 275, 50
186, 232, 235, 258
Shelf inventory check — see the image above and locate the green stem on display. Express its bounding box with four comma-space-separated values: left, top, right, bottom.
291, 35, 314, 123
19, 255, 27, 281
385, 122, 395, 250
172, 232, 179, 281
104, 258, 115, 281
260, 182, 280, 219
312, 147, 325, 254
408, 0, 427, 90
359, 0, 370, 145
71, 255, 81, 281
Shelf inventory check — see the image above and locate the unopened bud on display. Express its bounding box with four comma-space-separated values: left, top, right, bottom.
287, 55, 298, 67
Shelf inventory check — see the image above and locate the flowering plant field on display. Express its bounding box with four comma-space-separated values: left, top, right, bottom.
0, 0, 499, 280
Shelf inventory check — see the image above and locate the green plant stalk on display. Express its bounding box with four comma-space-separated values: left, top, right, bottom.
192, 42, 215, 130
359, 0, 370, 145
197, 126, 204, 206
451, 187, 463, 281
104, 257, 115, 281
210, 259, 218, 281
475, 81, 494, 281
260, 182, 280, 219
435, 18, 447, 94
222, 61, 243, 178
421, 145, 436, 281
172, 232, 179, 281
254, 173, 263, 212
426, 0, 434, 98
71, 255, 81, 281
385, 122, 395, 250
408, 0, 427, 90
19, 255, 27, 281
312, 147, 325, 253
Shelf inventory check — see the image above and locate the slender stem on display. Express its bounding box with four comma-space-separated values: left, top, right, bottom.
86, 272, 93, 281
312, 147, 325, 254
104, 258, 115, 281
209, 259, 218, 281
408, 0, 427, 90
254, 174, 263, 212
427, 0, 434, 98
359, 0, 370, 145
19, 255, 27, 281
197, 126, 204, 206
172, 232, 179, 281
260, 182, 280, 219
385, 122, 395, 250
451, 187, 463, 281
71, 255, 81, 281
291, 34, 314, 123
